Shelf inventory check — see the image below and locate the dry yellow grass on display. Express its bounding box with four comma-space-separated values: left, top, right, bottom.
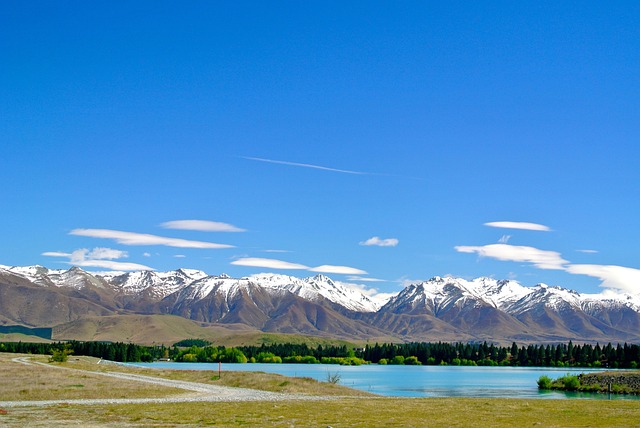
2, 352, 639, 427
3, 397, 640, 427
0, 353, 183, 401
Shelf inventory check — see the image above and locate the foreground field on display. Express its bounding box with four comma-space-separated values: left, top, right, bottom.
1, 353, 638, 427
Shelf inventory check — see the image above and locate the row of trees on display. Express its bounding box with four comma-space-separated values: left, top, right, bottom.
1, 340, 639, 368
0, 341, 162, 362
360, 341, 640, 368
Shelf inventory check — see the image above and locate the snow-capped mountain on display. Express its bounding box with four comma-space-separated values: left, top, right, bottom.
246, 273, 380, 312
1, 265, 639, 343
98, 268, 208, 298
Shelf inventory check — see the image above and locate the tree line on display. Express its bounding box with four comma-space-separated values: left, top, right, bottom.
1, 340, 639, 368
360, 341, 640, 368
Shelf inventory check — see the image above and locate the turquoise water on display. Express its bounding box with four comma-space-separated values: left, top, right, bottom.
126, 362, 638, 399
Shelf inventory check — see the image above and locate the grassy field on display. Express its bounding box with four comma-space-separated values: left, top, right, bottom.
1, 353, 639, 427
49, 313, 395, 346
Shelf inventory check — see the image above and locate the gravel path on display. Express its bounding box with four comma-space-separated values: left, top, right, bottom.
1, 357, 327, 408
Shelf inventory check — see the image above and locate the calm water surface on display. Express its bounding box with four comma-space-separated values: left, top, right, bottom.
127, 362, 638, 400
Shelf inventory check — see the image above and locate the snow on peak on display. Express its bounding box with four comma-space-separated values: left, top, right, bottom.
245, 272, 380, 312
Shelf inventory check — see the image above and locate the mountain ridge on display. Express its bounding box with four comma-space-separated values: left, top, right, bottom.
1, 264, 639, 344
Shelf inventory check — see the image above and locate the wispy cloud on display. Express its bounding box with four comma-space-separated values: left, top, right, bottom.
42, 247, 153, 271
309, 265, 368, 275
455, 244, 567, 270
335, 280, 397, 307
70, 229, 233, 249
242, 156, 368, 175
72, 260, 154, 271
230, 257, 309, 270
347, 275, 385, 282
359, 236, 399, 247
498, 235, 512, 244
161, 220, 246, 233
566, 264, 640, 294
42, 251, 72, 258
484, 221, 551, 232
456, 242, 640, 294
577, 249, 599, 254
230, 257, 367, 275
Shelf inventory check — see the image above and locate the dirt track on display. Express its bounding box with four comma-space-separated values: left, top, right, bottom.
1, 357, 325, 408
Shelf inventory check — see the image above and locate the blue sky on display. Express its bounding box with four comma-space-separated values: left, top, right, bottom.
2, 1, 639, 299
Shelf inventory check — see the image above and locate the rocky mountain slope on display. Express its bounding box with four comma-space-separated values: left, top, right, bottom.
1, 265, 639, 344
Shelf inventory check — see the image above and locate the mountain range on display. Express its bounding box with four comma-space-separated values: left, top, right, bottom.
1, 264, 639, 345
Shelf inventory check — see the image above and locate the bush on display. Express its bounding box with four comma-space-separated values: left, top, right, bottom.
49, 347, 73, 363
140, 353, 154, 362
404, 356, 422, 365
390, 355, 405, 365
537, 375, 552, 390
282, 355, 319, 364
256, 352, 281, 363
181, 353, 198, 363
326, 371, 341, 384
378, 358, 388, 365
562, 375, 580, 391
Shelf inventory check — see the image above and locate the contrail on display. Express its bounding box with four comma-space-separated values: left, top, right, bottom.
241, 156, 368, 175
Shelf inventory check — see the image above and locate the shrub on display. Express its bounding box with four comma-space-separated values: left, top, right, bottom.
181, 353, 198, 363
326, 371, 341, 384
404, 356, 422, 365
49, 347, 73, 363
283, 355, 319, 364
537, 375, 552, 390
378, 358, 388, 365
562, 375, 580, 391
140, 353, 154, 362
390, 355, 405, 365
256, 352, 281, 363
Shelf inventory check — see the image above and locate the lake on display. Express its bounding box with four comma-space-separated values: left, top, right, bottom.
126, 362, 638, 400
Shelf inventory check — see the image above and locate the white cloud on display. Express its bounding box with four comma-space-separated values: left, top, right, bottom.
72, 259, 154, 271
70, 228, 233, 249
359, 236, 399, 247
347, 275, 385, 282
161, 220, 246, 233
484, 221, 551, 232
42, 251, 72, 258
83, 247, 128, 260
230, 257, 309, 270
42, 247, 152, 271
498, 235, 512, 244
143, 252, 151, 257
309, 265, 368, 275
577, 249, 599, 254
456, 241, 639, 294
173, 254, 186, 258
565, 264, 640, 294
230, 256, 367, 276
455, 244, 568, 270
